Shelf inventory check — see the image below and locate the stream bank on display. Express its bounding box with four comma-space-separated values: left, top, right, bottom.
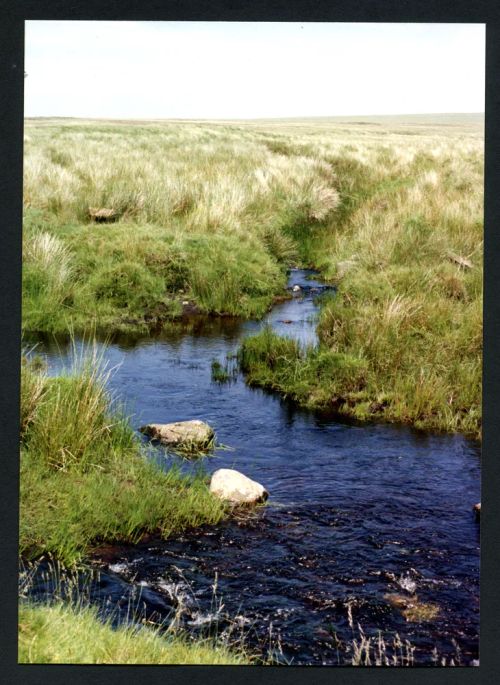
25, 269, 480, 665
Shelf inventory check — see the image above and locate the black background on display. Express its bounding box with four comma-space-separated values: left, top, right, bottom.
1, 2, 498, 683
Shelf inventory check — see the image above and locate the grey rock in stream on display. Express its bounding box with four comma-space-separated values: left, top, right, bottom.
210, 468, 268, 505
140, 420, 214, 451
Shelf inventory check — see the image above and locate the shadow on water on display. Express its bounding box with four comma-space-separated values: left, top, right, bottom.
25, 269, 480, 665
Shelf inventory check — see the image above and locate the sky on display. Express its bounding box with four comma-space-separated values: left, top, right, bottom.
24, 21, 485, 119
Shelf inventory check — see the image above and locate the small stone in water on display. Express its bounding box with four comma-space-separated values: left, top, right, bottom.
402, 602, 440, 622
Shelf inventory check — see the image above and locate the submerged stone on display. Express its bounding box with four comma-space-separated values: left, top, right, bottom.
402, 602, 440, 623
384, 593, 440, 622
139, 420, 214, 451
209, 468, 268, 505
384, 592, 417, 609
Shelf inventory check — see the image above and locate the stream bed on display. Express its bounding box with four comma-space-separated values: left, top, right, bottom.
26, 269, 480, 666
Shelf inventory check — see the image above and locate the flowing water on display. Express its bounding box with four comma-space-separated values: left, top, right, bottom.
26, 270, 480, 665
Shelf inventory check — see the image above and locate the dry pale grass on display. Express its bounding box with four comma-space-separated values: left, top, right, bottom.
23, 122, 340, 235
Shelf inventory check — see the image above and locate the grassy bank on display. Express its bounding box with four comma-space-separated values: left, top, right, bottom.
19, 601, 249, 664
20, 350, 227, 565
237, 118, 483, 437
23, 120, 340, 334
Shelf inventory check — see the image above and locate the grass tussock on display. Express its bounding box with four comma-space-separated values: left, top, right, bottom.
18, 601, 248, 664
239, 327, 369, 410
349, 626, 415, 667
19, 350, 227, 564
211, 357, 238, 384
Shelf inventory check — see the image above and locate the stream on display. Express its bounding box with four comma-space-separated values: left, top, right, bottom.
26, 269, 480, 666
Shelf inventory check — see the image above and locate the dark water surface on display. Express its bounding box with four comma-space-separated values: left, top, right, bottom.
28, 270, 480, 665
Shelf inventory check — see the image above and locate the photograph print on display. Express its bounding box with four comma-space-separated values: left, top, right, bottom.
19, 21, 483, 666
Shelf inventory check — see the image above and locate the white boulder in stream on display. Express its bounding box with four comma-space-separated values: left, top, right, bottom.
140, 420, 214, 451
210, 468, 268, 505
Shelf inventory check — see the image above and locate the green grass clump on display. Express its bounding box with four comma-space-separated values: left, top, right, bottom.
183, 233, 284, 316
19, 352, 227, 564
18, 602, 249, 664
239, 327, 369, 411
240, 320, 480, 436
211, 359, 232, 384
20, 353, 48, 439
87, 260, 166, 310
22, 210, 286, 333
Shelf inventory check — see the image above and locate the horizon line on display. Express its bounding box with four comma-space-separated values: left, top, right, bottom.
24, 112, 485, 122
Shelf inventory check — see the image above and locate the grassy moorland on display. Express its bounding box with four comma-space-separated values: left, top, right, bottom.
20, 115, 482, 663
19, 350, 227, 565
22, 116, 482, 428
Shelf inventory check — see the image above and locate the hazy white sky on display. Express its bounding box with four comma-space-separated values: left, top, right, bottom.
24, 21, 485, 119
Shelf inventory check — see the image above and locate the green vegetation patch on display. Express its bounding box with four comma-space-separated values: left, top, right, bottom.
211, 358, 238, 384
239, 321, 480, 437
22, 210, 286, 333
19, 602, 248, 664
239, 327, 370, 413
19, 353, 227, 564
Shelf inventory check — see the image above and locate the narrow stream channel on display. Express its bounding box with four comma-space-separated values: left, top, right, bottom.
26, 269, 480, 665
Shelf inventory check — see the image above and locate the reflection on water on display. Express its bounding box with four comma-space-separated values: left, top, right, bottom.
27, 270, 480, 665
